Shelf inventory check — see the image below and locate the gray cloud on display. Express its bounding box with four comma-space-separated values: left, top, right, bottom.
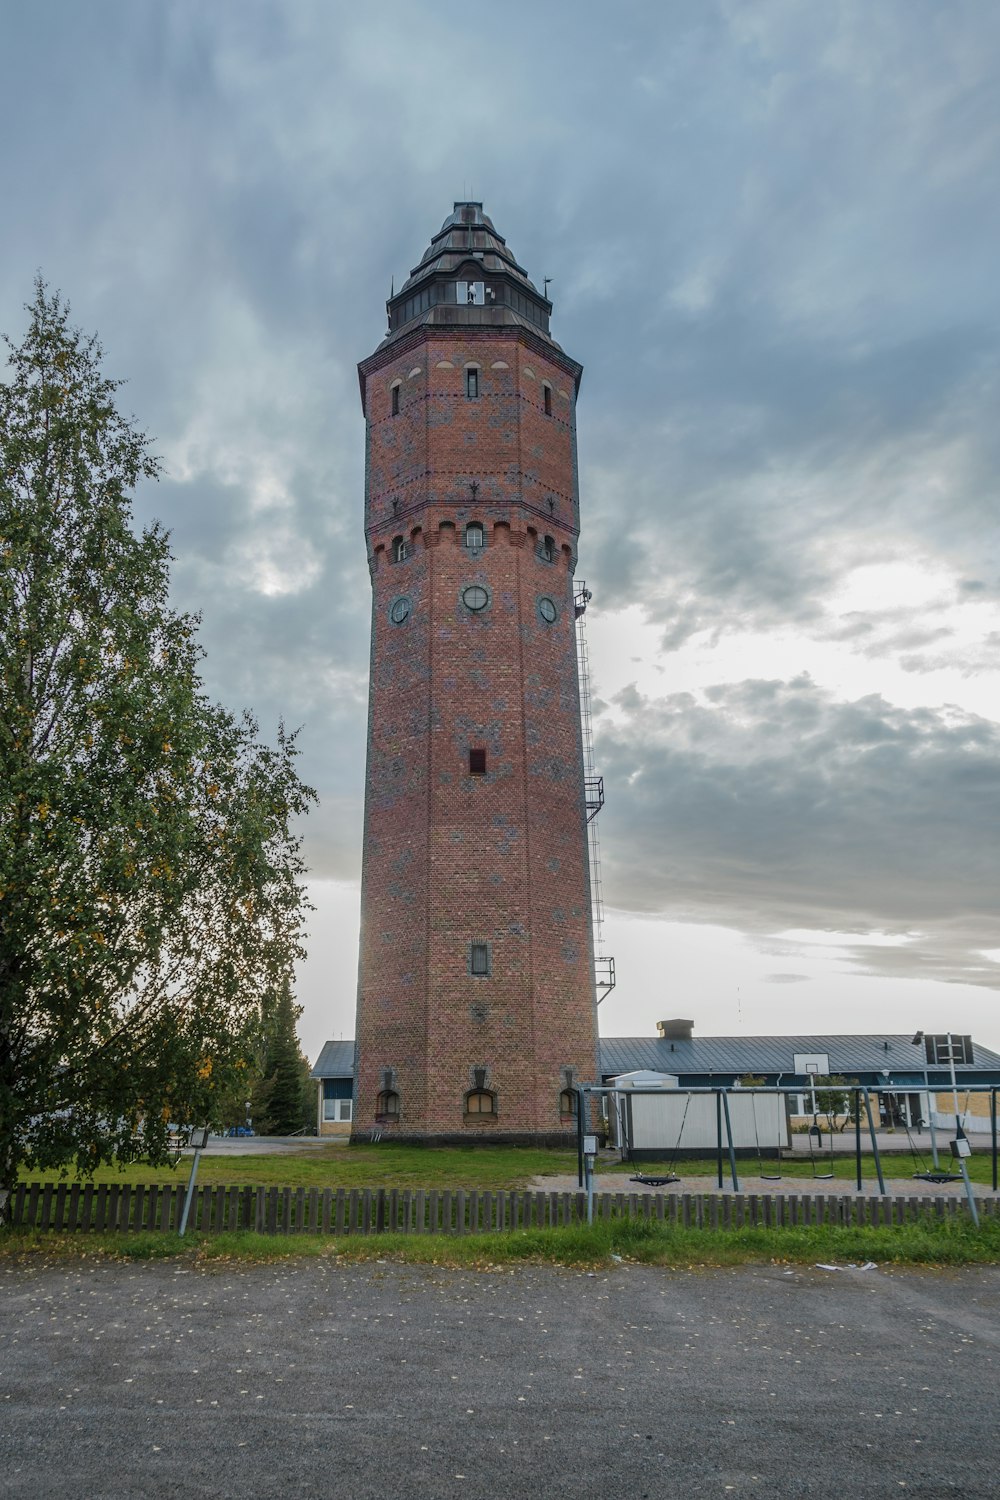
1, 1, 998, 1017
597, 675, 1000, 985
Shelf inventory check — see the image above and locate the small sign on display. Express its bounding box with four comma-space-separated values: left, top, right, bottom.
583, 1134, 598, 1157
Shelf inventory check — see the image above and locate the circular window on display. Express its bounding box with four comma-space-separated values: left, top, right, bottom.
388, 595, 411, 625
462, 584, 489, 613
538, 596, 558, 624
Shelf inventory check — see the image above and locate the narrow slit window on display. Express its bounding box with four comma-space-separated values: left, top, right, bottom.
470, 942, 490, 977
466, 368, 479, 399
469, 748, 487, 775
391, 385, 400, 416
543, 384, 552, 416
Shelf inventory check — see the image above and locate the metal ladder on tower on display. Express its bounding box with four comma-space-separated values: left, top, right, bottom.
575, 582, 616, 1006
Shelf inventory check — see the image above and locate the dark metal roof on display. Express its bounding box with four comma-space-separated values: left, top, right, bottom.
310, 1040, 355, 1080
373, 201, 568, 357
309, 1033, 1000, 1086
405, 201, 534, 292
599, 1034, 1000, 1083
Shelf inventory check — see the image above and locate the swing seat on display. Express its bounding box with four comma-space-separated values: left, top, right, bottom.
913, 1171, 963, 1184
760, 1172, 782, 1181
630, 1173, 680, 1187
813, 1172, 835, 1180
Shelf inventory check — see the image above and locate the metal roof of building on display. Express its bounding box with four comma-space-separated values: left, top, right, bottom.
598, 1034, 1000, 1082
310, 1039, 355, 1080
309, 1033, 1000, 1084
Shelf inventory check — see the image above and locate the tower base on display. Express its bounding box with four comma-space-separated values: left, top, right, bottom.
349, 1128, 580, 1149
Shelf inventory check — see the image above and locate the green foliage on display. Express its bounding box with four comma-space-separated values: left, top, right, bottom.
0, 281, 315, 1204
810, 1075, 856, 1132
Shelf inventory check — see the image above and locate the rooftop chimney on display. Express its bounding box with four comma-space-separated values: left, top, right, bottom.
657, 1019, 693, 1041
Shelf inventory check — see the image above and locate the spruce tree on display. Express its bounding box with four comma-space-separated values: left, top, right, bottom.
254, 981, 312, 1135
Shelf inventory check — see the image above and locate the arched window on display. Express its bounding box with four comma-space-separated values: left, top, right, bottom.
465, 522, 484, 551
465, 1089, 496, 1117
559, 1088, 578, 1118
540, 535, 555, 563
375, 1089, 400, 1122
392, 535, 407, 563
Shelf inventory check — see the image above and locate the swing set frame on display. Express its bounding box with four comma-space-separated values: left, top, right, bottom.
574, 1082, 1000, 1214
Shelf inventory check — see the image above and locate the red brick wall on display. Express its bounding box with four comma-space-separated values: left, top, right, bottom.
353, 327, 599, 1142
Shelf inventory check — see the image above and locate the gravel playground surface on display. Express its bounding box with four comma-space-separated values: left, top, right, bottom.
3, 1255, 1000, 1499
535, 1168, 992, 1199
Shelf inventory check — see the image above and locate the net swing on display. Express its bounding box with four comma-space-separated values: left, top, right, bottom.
751, 1092, 782, 1181
629, 1089, 688, 1187
902, 1089, 963, 1184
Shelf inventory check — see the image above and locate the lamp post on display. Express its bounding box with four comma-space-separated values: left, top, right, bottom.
910, 1032, 941, 1170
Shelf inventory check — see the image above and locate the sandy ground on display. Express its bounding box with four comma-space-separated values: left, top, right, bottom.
531, 1170, 991, 1198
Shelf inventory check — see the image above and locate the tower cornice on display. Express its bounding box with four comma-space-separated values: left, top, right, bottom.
358, 323, 583, 416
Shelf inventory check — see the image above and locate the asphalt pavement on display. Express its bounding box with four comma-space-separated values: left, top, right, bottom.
3, 1255, 998, 1498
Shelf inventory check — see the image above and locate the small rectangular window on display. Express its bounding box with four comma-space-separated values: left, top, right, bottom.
469, 748, 486, 775
466, 368, 479, 399
470, 942, 490, 976
391, 386, 400, 416
543, 385, 552, 416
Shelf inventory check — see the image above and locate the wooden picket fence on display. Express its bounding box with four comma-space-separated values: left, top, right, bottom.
8, 1182, 998, 1236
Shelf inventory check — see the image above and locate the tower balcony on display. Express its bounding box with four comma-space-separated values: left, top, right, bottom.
585, 775, 604, 822
595, 955, 616, 1005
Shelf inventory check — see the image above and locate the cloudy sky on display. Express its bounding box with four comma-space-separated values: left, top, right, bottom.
3, 1, 999, 1060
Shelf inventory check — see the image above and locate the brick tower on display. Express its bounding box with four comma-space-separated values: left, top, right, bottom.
352, 202, 599, 1144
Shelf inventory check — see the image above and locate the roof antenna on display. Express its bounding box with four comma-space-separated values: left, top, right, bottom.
543, 276, 552, 300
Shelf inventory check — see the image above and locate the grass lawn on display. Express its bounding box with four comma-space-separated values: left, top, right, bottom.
16, 1143, 580, 1191
4, 1214, 1000, 1268
13, 1143, 999, 1191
